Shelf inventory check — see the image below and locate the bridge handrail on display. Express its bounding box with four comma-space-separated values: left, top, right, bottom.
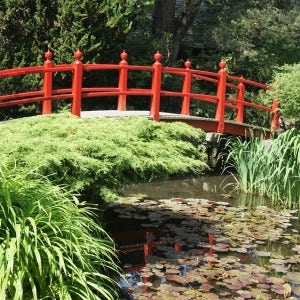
0, 49, 279, 133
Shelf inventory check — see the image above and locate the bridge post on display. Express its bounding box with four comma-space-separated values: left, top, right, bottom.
72, 50, 83, 117
271, 99, 279, 131
150, 51, 162, 121
181, 59, 192, 115
215, 60, 227, 133
117, 51, 128, 111
236, 77, 245, 123
42, 50, 53, 115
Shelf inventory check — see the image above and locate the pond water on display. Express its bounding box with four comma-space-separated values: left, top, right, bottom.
104, 176, 300, 299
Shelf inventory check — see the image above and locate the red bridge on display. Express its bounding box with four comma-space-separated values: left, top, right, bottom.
0, 49, 279, 137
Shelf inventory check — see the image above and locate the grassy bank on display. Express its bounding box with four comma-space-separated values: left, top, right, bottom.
224, 129, 300, 207
0, 113, 208, 202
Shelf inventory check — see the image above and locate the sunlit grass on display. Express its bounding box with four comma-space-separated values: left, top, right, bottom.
0, 163, 121, 299
223, 129, 300, 207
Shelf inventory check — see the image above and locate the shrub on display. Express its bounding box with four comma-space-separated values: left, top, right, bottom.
267, 63, 300, 128
0, 113, 208, 201
0, 164, 121, 299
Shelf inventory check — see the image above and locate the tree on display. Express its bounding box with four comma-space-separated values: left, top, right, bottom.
267, 63, 300, 129
152, 0, 203, 65
0, 0, 143, 117
0, 0, 143, 71
191, 0, 300, 82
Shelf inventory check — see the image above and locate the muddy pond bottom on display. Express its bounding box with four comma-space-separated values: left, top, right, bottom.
105, 177, 300, 299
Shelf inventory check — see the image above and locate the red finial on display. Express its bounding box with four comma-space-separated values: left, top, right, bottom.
185, 59, 192, 69
154, 51, 162, 62
45, 49, 53, 61
74, 49, 83, 61
219, 60, 226, 69
120, 50, 128, 61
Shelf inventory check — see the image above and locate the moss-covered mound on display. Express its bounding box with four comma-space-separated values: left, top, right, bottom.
0, 113, 208, 201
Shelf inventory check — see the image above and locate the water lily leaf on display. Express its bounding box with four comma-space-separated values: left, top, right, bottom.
269, 258, 285, 264
285, 272, 300, 284
236, 290, 252, 299
293, 286, 300, 297
291, 245, 300, 254
269, 263, 289, 273
256, 251, 271, 257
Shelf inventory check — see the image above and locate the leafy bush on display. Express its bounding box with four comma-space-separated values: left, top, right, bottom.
0, 163, 121, 299
267, 63, 300, 128
224, 129, 300, 207
0, 113, 208, 201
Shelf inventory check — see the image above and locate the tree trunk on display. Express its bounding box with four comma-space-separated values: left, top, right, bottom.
153, 0, 203, 65
152, 0, 176, 36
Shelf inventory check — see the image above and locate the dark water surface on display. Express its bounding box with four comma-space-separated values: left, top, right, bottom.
104, 176, 300, 299
122, 175, 235, 203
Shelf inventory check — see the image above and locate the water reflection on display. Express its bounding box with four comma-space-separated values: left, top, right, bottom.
122, 175, 296, 210
110, 176, 300, 299
122, 175, 236, 203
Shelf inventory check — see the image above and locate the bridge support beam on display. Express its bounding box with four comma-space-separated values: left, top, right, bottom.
150, 52, 162, 121
271, 99, 279, 132
215, 61, 227, 133
42, 50, 53, 115
72, 50, 83, 117
236, 77, 245, 123
118, 51, 128, 111
181, 60, 192, 115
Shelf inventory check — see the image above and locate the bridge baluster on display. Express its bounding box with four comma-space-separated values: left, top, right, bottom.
117, 50, 128, 111
215, 60, 227, 133
181, 59, 192, 115
236, 76, 245, 123
72, 49, 83, 117
271, 99, 279, 132
150, 51, 162, 121
42, 49, 53, 115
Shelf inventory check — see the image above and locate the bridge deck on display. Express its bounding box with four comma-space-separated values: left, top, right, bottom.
81, 110, 269, 137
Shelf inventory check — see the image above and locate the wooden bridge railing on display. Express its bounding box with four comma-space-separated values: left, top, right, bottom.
0, 49, 279, 133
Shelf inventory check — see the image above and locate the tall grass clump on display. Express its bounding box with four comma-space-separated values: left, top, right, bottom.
0, 163, 121, 299
0, 113, 208, 201
224, 129, 300, 207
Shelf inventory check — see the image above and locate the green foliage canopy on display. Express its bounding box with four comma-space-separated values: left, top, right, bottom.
267, 63, 300, 127
192, 0, 300, 82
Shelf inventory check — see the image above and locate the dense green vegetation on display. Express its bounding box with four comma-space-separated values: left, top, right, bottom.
1, 1, 300, 122
224, 129, 300, 207
0, 114, 208, 202
1, 1, 300, 297
0, 113, 208, 298
266, 63, 300, 128
0, 163, 121, 299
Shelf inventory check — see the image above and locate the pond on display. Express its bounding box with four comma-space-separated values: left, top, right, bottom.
104, 176, 300, 299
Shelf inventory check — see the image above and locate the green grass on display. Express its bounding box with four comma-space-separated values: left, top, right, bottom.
224, 129, 300, 207
0, 113, 208, 201
0, 163, 121, 299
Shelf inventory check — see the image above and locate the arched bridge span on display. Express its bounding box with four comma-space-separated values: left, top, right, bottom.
0, 50, 279, 137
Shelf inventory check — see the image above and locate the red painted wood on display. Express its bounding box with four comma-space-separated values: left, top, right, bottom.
71, 50, 83, 117
236, 77, 245, 123
272, 99, 280, 131
0, 49, 279, 136
215, 60, 227, 133
150, 51, 162, 121
181, 59, 192, 115
42, 49, 53, 114
117, 51, 128, 111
